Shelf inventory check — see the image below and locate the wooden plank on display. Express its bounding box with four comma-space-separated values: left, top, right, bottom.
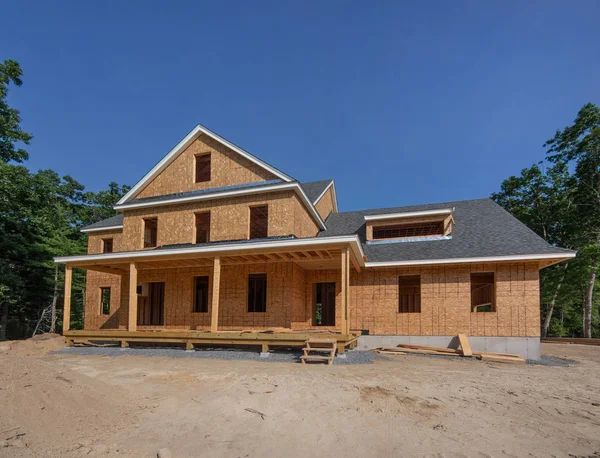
64, 329, 357, 340
341, 247, 350, 335
63, 265, 72, 333
397, 344, 461, 354
477, 354, 526, 364
458, 334, 473, 357
128, 262, 138, 331
211, 257, 221, 332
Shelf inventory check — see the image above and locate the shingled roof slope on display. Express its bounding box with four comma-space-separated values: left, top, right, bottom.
81, 214, 124, 231
318, 198, 575, 262
300, 180, 333, 203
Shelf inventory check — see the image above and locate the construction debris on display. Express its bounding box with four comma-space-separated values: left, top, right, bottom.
371, 335, 526, 363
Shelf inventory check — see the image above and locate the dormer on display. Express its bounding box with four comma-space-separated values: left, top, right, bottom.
364, 208, 454, 243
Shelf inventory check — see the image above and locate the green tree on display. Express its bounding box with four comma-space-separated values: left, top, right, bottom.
0, 59, 130, 339
545, 103, 600, 338
0, 59, 32, 163
492, 162, 576, 337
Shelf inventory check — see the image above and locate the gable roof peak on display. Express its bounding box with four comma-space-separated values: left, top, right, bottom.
117, 124, 294, 205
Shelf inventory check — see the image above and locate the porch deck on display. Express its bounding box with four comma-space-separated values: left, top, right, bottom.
64, 329, 360, 353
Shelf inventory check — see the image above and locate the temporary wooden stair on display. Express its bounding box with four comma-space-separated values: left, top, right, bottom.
300, 338, 337, 365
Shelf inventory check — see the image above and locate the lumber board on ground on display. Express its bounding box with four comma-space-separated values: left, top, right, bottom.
378, 346, 458, 356
396, 344, 462, 354
458, 334, 473, 357
477, 354, 526, 363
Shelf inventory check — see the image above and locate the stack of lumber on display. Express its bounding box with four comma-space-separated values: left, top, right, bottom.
372, 334, 526, 364
300, 338, 337, 365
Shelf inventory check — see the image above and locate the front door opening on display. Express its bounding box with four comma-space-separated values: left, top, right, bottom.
314, 282, 336, 326
137, 282, 165, 326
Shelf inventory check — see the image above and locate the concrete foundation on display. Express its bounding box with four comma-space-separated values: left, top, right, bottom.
358, 335, 540, 360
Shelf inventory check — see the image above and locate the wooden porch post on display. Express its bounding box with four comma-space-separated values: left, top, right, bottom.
211, 257, 221, 332
341, 247, 350, 335
128, 262, 138, 332
63, 265, 72, 333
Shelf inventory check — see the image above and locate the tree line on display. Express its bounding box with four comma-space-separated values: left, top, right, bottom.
0, 59, 598, 339
0, 59, 129, 339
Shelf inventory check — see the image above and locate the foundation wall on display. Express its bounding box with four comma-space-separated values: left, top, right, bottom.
357, 335, 541, 360
137, 134, 277, 199
83, 261, 541, 338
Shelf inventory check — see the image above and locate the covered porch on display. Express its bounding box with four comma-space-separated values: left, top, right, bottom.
59, 236, 364, 353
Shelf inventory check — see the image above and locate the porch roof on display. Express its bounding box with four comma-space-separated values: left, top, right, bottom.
54, 234, 365, 274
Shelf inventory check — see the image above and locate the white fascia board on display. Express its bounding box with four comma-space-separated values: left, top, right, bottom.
80, 225, 124, 233
294, 184, 327, 230
363, 208, 453, 222
364, 252, 577, 268
117, 124, 293, 205
114, 182, 326, 230
55, 234, 365, 266
313, 181, 339, 213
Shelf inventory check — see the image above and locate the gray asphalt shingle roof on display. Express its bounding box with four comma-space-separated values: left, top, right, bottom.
300, 180, 333, 203
81, 214, 124, 231
81, 195, 573, 263
127, 179, 285, 205
318, 198, 574, 262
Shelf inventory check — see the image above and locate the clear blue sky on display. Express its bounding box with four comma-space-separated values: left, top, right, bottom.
3, 1, 599, 212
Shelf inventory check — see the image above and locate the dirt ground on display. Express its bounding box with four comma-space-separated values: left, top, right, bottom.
1, 337, 600, 458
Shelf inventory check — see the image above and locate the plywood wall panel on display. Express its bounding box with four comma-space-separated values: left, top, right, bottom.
137, 134, 277, 200
314, 187, 335, 220
120, 191, 319, 251
82, 260, 544, 337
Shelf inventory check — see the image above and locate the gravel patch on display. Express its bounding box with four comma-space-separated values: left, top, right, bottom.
526, 355, 575, 367
52, 346, 380, 364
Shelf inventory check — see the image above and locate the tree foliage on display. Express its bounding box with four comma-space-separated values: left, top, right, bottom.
493, 103, 600, 338
0, 60, 129, 339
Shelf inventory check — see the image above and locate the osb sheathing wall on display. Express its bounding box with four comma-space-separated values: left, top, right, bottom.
314, 187, 335, 220
87, 230, 123, 254
84, 262, 307, 331
84, 270, 124, 330
136, 134, 277, 200
350, 262, 540, 337
120, 191, 319, 251
83, 261, 541, 338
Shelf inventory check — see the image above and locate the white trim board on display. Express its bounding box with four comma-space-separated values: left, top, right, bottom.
363, 208, 453, 221
80, 225, 124, 233
114, 182, 327, 230
364, 252, 576, 267
55, 235, 366, 267
117, 124, 294, 205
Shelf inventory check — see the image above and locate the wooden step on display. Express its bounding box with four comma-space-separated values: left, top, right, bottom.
300, 355, 333, 365
303, 347, 335, 352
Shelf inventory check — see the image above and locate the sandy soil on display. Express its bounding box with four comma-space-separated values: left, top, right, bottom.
1, 338, 600, 458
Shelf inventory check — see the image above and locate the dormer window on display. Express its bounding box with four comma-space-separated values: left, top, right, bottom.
373, 221, 443, 240
195, 153, 211, 183
365, 208, 453, 243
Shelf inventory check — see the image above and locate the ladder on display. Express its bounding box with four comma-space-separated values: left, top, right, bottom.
300, 338, 337, 365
